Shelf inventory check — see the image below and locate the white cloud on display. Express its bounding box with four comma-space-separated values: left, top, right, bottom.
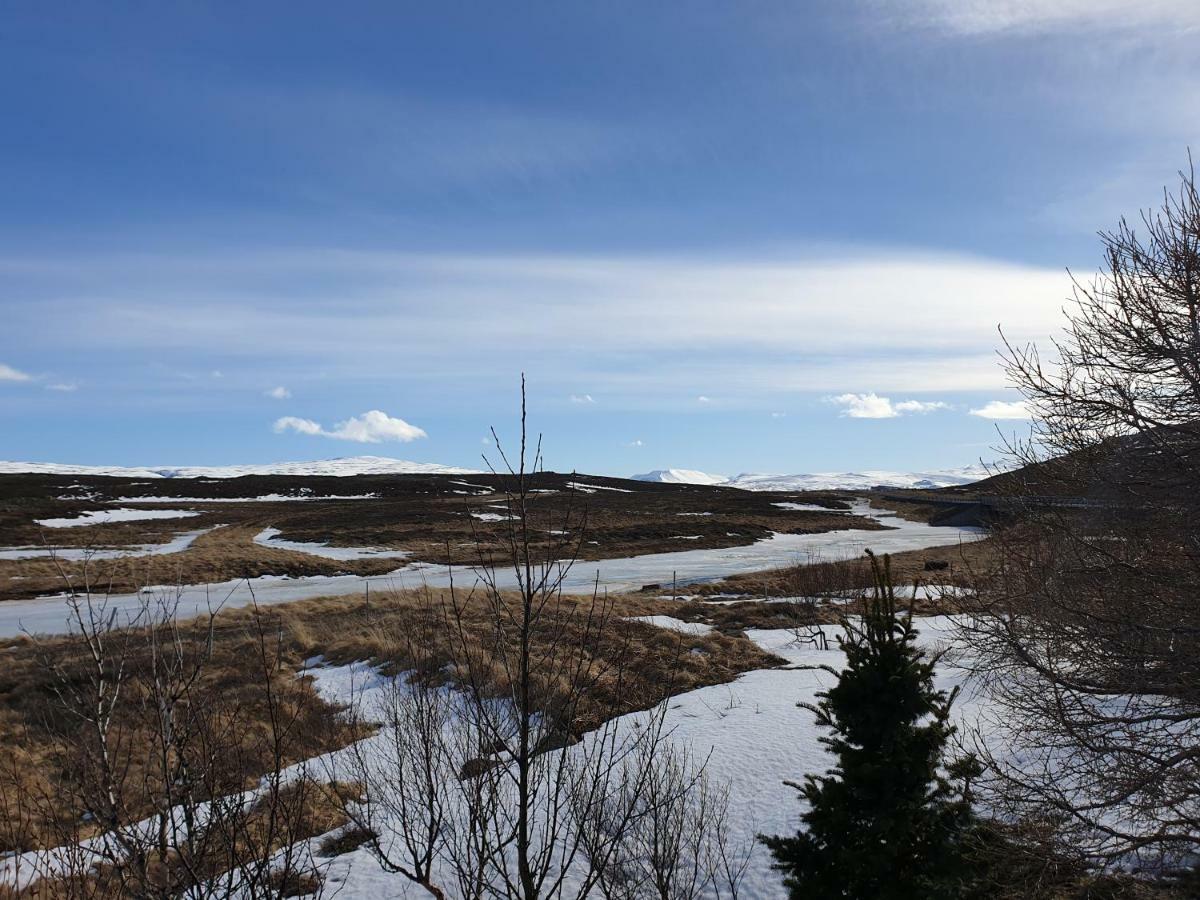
625, 439, 644, 448
273, 415, 324, 436
830, 393, 951, 419
697, 395, 711, 404
570, 394, 594, 404
831, 392, 900, 418
274, 410, 427, 443
45, 382, 78, 392
771, 411, 786, 418
0, 363, 32, 382
969, 399, 1032, 420
265, 386, 292, 399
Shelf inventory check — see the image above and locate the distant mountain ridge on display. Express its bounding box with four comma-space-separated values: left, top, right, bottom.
0, 456, 482, 479
632, 465, 990, 491
0, 456, 989, 490
629, 468, 730, 486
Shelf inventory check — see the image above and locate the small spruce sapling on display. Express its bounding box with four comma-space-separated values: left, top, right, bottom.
762, 551, 980, 899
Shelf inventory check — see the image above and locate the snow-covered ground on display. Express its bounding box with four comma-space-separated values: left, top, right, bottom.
252, 528, 410, 561
300, 615, 980, 899
0, 505, 981, 638
633, 465, 991, 491
35, 508, 200, 528
0, 456, 480, 479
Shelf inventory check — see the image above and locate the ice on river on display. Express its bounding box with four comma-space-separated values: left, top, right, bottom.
0, 527, 220, 562
0, 506, 982, 639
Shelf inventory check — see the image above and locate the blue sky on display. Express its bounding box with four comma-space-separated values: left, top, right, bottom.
2, 1, 1198, 476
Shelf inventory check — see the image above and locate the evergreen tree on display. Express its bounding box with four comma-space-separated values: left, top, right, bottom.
762, 551, 980, 899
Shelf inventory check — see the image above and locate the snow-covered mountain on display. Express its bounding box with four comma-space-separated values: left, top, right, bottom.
0, 456, 482, 479
630, 468, 730, 486
0, 455, 988, 489
632, 465, 989, 491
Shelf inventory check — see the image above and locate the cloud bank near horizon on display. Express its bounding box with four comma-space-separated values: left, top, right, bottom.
2, 246, 1072, 408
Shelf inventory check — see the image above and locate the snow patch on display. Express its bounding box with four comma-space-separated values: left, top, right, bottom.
470, 512, 511, 522
35, 508, 200, 528
626, 615, 713, 635
565, 481, 634, 493
772, 501, 843, 512
252, 528, 409, 561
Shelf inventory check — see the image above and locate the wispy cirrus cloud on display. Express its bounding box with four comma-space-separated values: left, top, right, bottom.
884, 0, 1200, 35
829, 393, 950, 419
274, 410, 427, 443
3, 246, 1070, 404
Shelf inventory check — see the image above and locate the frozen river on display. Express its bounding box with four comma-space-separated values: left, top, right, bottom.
0, 506, 983, 638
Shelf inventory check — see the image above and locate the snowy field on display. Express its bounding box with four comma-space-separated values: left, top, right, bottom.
297, 615, 980, 899
0, 615, 984, 898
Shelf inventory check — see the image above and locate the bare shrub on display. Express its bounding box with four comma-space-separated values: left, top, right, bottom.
575, 714, 752, 900
963, 158, 1200, 876
0, 588, 339, 898
330, 380, 747, 899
